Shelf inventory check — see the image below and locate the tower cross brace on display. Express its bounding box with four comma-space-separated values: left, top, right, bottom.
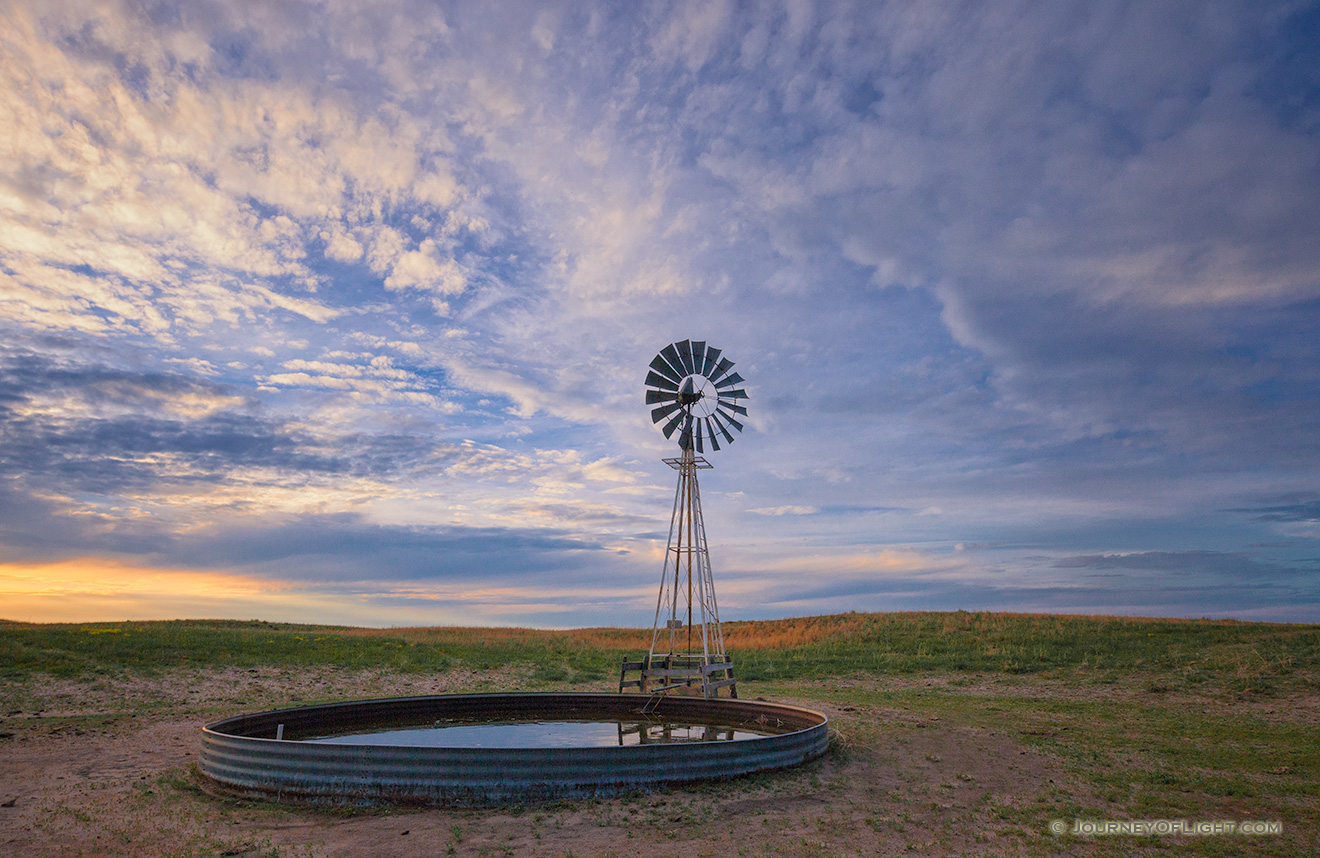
620, 444, 736, 698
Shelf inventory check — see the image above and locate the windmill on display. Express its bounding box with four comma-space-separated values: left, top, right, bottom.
619, 339, 748, 699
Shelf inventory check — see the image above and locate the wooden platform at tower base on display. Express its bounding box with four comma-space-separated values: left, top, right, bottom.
619, 654, 737, 699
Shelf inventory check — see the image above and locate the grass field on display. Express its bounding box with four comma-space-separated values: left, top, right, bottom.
1, 611, 1317, 857
6, 611, 1316, 691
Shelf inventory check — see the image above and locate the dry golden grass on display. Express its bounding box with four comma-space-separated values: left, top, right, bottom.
339, 613, 879, 651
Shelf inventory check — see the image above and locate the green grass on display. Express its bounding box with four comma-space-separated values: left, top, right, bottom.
0, 619, 445, 678
729, 611, 1319, 688
0, 618, 620, 680
756, 675, 1319, 857
3, 612, 1316, 696
1, 613, 1316, 690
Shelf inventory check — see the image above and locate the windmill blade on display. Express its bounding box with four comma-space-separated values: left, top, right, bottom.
646, 389, 679, 405
714, 371, 744, 389
719, 388, 748, 399
716, 408, 744, 432
661, 408, 687, 439
694, 418, 704, 454
716, 399, 747, 416
711, 411, 735, 444
645, 370, 679, 392
646, 353, 681, 382
675, 339, 695, 375
704, 417, 721, 451
678, 413, 694, 450
701, 346, 721, 377
690, 341, 706, 375
652, 401, 683, 424
659, 345, 685, 380
709, 357, 735, 384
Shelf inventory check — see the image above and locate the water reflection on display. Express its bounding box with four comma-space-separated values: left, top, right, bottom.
307, 719, 769, 748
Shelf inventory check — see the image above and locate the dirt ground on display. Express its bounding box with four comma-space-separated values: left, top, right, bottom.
0, 666, 1301, 857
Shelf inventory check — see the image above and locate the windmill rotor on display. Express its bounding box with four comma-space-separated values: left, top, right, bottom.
644, 339, 749, 452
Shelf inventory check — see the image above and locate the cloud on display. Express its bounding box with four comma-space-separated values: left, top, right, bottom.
0, 343, 452, 514
0, 0, 488, 347
747, 505, 818, 516
1230, 499, 1320, 523
1051, 551, 1306, 580
384, 240, 469, 298
261, 354, 438, 403
163, 514, 614, 582
2, 1, 1319, 624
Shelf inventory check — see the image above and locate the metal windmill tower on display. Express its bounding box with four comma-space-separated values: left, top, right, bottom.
620, 339, 748, 699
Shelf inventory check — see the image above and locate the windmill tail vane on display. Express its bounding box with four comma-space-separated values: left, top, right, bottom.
622, 339, 748, 699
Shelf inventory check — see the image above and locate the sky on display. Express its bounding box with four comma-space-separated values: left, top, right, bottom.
2, 0, 1319, 628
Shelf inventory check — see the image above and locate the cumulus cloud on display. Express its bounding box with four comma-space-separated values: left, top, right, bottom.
383, 240, 469, 300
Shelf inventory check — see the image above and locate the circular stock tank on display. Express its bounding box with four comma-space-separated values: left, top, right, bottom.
201, 692, 829, 806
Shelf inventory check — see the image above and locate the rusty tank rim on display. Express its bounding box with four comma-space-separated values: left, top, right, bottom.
201, 692, 829, 806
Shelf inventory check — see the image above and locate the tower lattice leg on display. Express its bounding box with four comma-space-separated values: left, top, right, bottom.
621, 447, 735, 698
